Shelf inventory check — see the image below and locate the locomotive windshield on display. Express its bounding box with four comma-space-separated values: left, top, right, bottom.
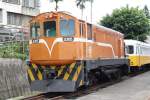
44, 21, 56, 37
60, 19, 75, 36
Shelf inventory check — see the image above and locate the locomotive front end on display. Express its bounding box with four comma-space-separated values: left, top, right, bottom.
27, 12, 85, 92
29, 12, 81, 65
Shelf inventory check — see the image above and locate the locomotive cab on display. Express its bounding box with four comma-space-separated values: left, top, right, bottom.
29, 12, 79, 65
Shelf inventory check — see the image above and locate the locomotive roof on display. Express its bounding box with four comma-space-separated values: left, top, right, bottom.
30, 11, 77, 22
30, 11, 123, 36
94, 24, 123, 36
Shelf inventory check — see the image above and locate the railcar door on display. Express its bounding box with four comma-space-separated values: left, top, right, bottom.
136, 44, 141, 66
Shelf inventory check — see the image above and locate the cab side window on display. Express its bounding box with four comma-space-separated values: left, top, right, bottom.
87, 24, 92, 40
80, 23, 86, 37
79, 23, 92, 40
30, 23, 40, 38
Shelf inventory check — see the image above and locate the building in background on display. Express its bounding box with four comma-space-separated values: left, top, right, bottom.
0, 0, 40, 42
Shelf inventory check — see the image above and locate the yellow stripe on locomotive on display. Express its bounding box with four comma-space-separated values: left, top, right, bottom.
27, 62, 84, 90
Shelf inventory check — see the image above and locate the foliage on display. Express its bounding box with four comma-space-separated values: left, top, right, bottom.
143, 5, 150, 19
0, 41, 29, 60
100, 6, 150, 42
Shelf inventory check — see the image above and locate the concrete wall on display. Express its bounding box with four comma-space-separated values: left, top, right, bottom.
0, 58, 31, 99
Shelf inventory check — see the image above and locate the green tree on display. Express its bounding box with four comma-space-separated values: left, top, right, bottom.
143, 5, 150, 19
100, 6, 150, 42
49, 0, 63, 11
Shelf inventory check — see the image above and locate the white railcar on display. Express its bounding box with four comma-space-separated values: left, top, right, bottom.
125, 40, 150, 68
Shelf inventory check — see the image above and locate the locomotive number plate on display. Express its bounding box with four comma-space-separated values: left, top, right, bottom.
63, 37, 74, 42
32, 39, 39, 43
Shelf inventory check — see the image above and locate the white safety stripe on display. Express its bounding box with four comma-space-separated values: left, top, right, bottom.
73, 38, 115, 57
50, 38, 63, 55
29, 39, 52, 56
39, 39, 52, 56
30, 38, 116, 57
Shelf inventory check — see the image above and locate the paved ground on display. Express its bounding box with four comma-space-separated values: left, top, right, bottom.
77, 71, 150, 100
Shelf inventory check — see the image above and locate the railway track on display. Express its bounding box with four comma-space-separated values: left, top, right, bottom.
23, 80, 120, 100
23, 79, 123, 100
23, 94, 46, 100
23, 70, 149, 100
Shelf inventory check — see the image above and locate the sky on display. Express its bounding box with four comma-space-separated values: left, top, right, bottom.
40, 0, 150, 24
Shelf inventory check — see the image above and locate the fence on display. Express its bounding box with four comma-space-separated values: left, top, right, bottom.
0, 41, 36, 99
0, 40, 29, 60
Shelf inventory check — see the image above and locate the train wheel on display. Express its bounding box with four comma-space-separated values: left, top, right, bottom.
88, 72, 99, 86
111, 69, 121, 81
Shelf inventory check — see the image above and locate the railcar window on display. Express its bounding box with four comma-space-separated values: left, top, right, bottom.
44, 21, 56, 37
60, 19, 75, 36
126, 45, 134, 54
31, 23, 40, 38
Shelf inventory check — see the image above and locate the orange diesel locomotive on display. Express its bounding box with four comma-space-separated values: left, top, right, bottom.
27, 12, 129, 92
